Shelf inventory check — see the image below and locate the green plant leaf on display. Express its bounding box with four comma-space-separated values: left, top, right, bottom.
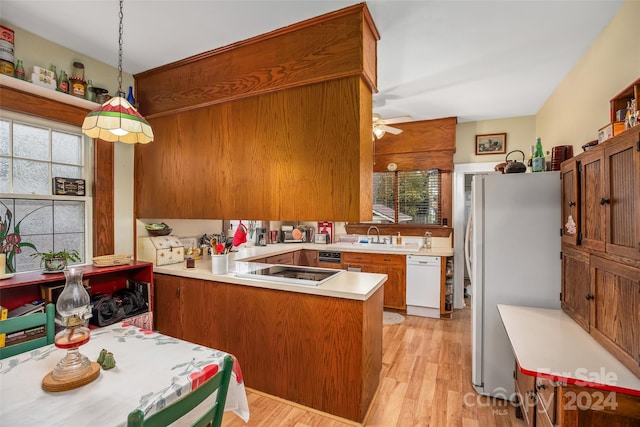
18, 242, 37, 250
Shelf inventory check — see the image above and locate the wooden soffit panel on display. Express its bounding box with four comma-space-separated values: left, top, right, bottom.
375, 117, 457, 155
373, 150, 455, 172
135, 3, 379, 119
135, 77, 369, 222
0, 85, 91, 126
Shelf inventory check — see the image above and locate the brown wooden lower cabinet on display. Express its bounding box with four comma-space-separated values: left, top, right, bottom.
514, 361, 640, 426
342, 252, 406, 310
560, 246, 591, 331
590, 255, 640, 378
515, 361, 536, 426
299, 249, 319, 267
264, 251, 295, 265
153, 273, 383, 422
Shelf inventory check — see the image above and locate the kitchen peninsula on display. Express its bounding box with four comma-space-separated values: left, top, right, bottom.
153, 244, 387, 423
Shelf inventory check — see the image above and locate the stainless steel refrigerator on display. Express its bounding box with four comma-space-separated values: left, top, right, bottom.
465, 172, 562, 398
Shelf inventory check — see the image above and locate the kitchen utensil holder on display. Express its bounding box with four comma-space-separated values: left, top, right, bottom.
211, 254, 228, 275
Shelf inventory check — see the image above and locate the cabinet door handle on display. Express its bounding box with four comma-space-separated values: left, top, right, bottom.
600, 198, 610, 205
585, 294, 594, 300
569, 201, 576, 207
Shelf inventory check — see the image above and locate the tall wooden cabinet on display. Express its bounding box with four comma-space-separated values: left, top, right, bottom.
560, 126, 640, 378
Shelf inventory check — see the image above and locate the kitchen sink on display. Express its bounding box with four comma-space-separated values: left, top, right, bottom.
325, 242, 422, 253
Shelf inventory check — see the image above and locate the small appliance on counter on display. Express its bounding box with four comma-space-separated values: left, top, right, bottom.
315, 233, 330, 244
255, 227, 267, 246
281, 225, 306, 243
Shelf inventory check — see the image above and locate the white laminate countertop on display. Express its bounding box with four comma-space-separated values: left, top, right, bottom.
232, 242, 454, 259
498, 304, 640, 396
153, 243, 453, 301
153, 244, 387, 301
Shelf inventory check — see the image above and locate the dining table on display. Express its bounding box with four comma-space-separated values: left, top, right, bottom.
0, 321, 250, 426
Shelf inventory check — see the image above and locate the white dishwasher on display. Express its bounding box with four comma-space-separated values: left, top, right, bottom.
406, 255, 441, 318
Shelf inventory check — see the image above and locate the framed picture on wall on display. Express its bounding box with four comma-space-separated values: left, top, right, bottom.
475, 133, 507, 155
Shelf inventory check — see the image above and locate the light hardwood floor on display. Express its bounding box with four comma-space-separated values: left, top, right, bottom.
222, 303, 525, 426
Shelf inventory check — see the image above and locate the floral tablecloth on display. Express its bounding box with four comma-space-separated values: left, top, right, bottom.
0, 322, 250, 426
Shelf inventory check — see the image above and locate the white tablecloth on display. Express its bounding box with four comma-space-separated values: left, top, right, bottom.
0, 322, 250, 426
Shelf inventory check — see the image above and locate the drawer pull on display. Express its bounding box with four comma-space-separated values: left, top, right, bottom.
599, 198, 610, 205
585, 294, 595, 301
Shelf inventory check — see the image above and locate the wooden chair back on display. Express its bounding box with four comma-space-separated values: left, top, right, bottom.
0, 303, 55, 359
127, 354, 234, 427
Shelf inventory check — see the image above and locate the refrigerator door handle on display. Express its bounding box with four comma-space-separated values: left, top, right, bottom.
464, 211, 473, 284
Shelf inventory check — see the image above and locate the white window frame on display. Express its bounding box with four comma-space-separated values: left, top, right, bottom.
0, 109, 94, 268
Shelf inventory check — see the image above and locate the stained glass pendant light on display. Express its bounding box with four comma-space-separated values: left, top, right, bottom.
82, 0, 153, 144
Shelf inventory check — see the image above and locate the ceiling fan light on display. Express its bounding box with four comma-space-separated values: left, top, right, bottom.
373, 127, 386, 139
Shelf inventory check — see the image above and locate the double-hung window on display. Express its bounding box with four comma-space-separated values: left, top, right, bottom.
372, 169, 441, 224
0, 110, 92, 273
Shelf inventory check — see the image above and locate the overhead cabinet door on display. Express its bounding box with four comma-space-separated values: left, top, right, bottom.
561, 159, 580, 246
603, 130, 640, 261
579, 149, 606, 252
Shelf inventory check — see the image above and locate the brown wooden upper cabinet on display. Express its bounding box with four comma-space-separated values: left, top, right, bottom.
133, 4, 379, 222
561, 159, 579, 246
579, 148, 606, 252
563, 128, 640, 260
603, 131, 640, 260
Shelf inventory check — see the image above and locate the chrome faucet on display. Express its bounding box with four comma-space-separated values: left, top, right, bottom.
367, 226, 380, 243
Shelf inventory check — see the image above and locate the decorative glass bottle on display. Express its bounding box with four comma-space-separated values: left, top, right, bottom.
126, 85, 135, 105
14, 59, 25, 80
52, 267, 93, 381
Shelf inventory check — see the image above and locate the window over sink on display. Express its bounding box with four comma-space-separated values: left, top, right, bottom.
0, 110, 92, 273
373, 169, 441, 225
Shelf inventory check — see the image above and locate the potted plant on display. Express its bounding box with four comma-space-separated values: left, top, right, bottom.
31, 249, 81, 272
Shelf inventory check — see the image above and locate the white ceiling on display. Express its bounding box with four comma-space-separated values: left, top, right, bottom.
1, 0, 623, 123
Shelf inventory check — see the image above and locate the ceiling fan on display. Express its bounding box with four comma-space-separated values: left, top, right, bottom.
372, 113, 412, 140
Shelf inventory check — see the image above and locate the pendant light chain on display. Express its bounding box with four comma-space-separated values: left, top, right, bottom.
80, 0, 154, 144
117, 0, 124, 95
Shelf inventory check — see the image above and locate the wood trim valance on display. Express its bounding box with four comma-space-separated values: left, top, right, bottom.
135, 3, 379, 119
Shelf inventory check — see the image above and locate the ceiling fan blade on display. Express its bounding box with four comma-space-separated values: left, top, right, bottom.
378, 115, 412, 125
378, 124, 403, 135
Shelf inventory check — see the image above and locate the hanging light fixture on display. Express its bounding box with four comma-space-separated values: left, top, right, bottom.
82, 0, 153, 144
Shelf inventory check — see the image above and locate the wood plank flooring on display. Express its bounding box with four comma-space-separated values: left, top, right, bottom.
222, 303, 525, 426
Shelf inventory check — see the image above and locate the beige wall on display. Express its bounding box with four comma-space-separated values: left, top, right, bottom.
2, 22, 136, 254
3, 22, 134, 96
454, 116, 536, 165
536, 0, 640, 151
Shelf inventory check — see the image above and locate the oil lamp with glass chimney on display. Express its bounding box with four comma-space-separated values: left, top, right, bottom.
49, 267, 98, 385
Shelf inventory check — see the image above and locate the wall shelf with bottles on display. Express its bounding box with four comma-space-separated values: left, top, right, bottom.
609, 76, 639, 123
0, 74, 99, 110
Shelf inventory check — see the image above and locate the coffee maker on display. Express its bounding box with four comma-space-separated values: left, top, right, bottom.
255, 227, 267, 246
